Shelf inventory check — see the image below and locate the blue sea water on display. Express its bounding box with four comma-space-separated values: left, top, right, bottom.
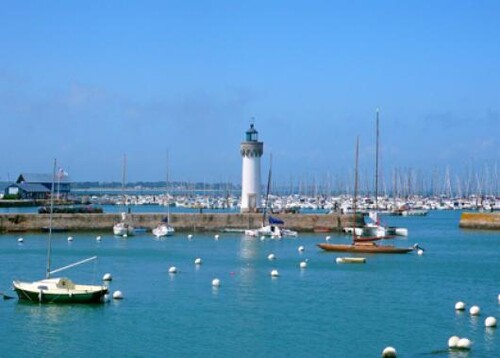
1, 211, 500, 357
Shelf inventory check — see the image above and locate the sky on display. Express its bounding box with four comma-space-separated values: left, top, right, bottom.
1, 1, 499, 186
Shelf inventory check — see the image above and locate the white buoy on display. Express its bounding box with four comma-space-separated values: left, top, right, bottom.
212, 278, 220, 287
96, 236, 102, 242
123, 234, 128, 238
299, 261, 307, 269
417, 249, 424, 255
260, 236, 265, 240
112, 290, 123, 299
194, 258, 202, 265
169, 266, 177, 274
455, 301, 466, 311
102, 273, 112, 281
67, 236, 73, 242
187, 234, 193, 239
485, 316, 497, 327
325, 236, 331, 241
381, 346, 397, 357
268, 253, 276, 261
470, 305, 480, 316
457, 338, 471, 350
214, 234, 219, 240
298, 245, 305, 252
18, 237, 24, 243
448, 336, 460, 349
270, 269, 279, 277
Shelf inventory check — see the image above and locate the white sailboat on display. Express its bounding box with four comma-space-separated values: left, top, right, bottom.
113, 212, 135, 237
153, 151, 175, 238
113, 154, 135, 237
353, 110, 408, 239
13, 159, 108, 303
244, 155, 297, 238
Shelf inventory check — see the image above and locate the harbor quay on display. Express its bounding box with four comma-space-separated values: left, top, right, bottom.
0, 212, 359, 234
459, 212, 500, 230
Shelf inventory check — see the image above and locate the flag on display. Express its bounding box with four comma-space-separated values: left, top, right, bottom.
57, 168, 69, 179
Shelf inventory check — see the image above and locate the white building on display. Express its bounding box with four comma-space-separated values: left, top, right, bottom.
240, 124, 263, 213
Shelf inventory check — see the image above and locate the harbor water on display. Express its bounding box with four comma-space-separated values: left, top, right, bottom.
1, 211, 500, 357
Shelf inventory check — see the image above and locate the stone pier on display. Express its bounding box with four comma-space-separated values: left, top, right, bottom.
0, 212, 361, 234
459, 212, 500, 230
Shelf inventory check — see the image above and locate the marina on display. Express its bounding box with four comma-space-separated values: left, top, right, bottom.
1, 210, 500, 356
2, 2, 500, 356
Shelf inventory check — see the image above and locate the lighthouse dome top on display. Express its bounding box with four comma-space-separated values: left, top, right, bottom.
245, 124, 259, 142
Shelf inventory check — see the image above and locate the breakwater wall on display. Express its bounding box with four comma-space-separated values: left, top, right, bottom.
0, 213, 359, 234
459, 212, 500, 230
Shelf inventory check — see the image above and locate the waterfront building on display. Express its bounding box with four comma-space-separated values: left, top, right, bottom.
4, 183, 50, 200
240, 124, 263, 213
15, 173, 71, 199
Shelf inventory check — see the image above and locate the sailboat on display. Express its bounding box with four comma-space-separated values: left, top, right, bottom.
352, 109, 408, 239
318, 137, 416, 254
113, 154, 135, 237
152, 151, 175, 238
244, 154, 297, 238
13, 159, 108, 303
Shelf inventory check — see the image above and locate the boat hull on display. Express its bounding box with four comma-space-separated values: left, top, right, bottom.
13, 279, 108, 304
113, 223, 135, 237
245, 225, 297, 238
14, 287, 107, 303
317, 243, 413, 254
336, 257, 367, 264
152, 224, 175, 237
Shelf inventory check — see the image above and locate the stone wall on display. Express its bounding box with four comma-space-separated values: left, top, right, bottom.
459, 212, 500, 230
0, 213, 360, 233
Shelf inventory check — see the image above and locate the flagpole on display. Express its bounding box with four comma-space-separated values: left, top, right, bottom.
57, 171, 60, 201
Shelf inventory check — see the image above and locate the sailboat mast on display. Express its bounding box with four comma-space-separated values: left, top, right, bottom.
122, 154, 127, 199
353, 137, 359, 242
166, 150, 170, 221
46, 158, 57, 279
375, 108, 379, 210
262, 154, 273, 226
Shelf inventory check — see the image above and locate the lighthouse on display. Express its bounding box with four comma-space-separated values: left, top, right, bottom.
240, 124, 263, 213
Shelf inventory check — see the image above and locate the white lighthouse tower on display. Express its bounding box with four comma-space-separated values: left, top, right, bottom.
240, 124, 263, 213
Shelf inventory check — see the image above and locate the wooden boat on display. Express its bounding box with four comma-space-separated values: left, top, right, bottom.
353, 234, 395, 242
318, 138, 414, 255
318, 241, 414, 254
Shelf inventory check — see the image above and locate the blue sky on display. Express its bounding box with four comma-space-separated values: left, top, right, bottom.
1, 1, 499, 185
